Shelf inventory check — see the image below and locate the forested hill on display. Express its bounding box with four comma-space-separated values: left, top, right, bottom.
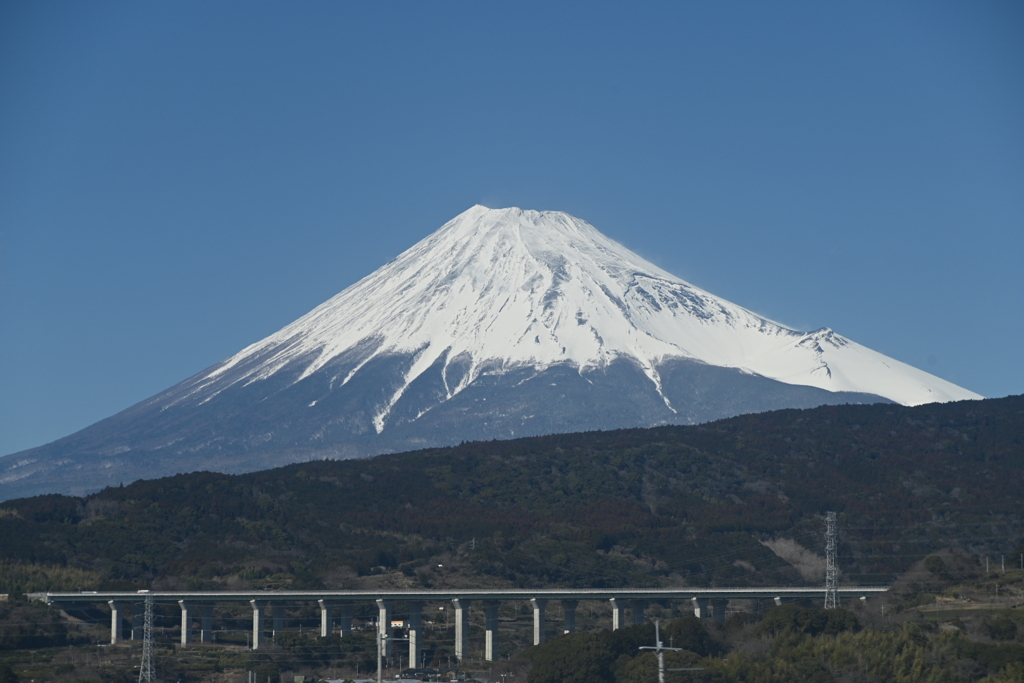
1, 395, 1021, 594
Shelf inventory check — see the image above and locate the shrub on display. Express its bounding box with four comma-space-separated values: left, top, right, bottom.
924, 555, 945, 574
989, 615, 1019, 642
755, 604, 860, 638
663, 615, 719, 657
0, 663, 19, 683
527, 632, 615, 683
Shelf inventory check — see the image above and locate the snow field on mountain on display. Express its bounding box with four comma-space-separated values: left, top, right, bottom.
193, 205, 980, 427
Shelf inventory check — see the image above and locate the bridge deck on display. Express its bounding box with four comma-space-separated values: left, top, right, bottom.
30, 586, 889, 660
31, 586, 888, 603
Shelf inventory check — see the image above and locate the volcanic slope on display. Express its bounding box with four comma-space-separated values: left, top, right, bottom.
0, 206, 981, 499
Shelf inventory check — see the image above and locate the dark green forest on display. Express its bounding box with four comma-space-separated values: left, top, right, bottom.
524, 605, 1024, 683
0, 395, 1022, 682
1, 395, 1021, 592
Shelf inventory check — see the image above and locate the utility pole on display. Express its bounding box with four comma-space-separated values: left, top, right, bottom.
377, 631, 383, 683
138, 596, 154, 683
824, 511, 838, 609
639, 620, 682, 683
377, 631, 409, 683
640, 620, 703, 682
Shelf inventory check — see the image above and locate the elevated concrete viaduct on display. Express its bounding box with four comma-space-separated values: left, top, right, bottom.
31, 586, 888, 663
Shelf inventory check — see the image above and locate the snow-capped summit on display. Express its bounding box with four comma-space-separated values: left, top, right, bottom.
0, 206, 980, 500
193, 205, 977, 428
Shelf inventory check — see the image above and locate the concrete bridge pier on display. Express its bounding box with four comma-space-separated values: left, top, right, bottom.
251, 602, 272, 651
483, 600, 500, 662
609, 598, 625, 631
318, 600, 334, 637
530, 598, 547, 645
272, 603, 285, 635
338, 602, 353, 636
108, 601, 125, 644
692, 597, 710, 619
452, 599, 469, 662
131, 606, 143, 640
407, 601, 424, 669
711, 598, 728, 624
561, 600, 578, 634
376, 599, 393, 657
178, 601, 194, 645
631, 599, 647, 625
250, 600, 268, 649
200, 604, 214, 642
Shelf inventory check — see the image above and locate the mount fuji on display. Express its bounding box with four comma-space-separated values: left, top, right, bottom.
0, 206, 981, 500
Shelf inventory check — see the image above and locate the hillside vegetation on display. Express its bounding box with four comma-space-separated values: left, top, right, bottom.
1, 395, 1021, 592
0, 395, 1022, 681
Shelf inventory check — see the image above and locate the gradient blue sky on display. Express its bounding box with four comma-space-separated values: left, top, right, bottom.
1, 1, 1022, 456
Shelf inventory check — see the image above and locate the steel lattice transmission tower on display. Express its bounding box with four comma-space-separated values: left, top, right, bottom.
824, 511, 838, 609
138, 596, 155, 683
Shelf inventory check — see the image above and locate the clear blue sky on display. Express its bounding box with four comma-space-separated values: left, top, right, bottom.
1, 1, 1022, 456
